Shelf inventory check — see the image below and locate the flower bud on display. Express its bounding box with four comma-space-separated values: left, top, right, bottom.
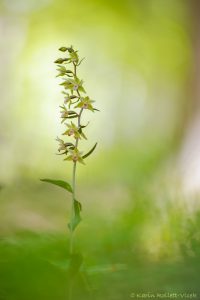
59, 47, 68, 52
54, 58, 69, 64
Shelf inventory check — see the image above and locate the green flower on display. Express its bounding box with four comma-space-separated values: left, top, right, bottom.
66, 46, 74, 53
60, 106, 78, 123
60, 107, 69, 119
56, 65, 73, 77
64, 94, 70, 104
56, 65, 67, 77
65, 148, 85, 164
63, 122, 81, 139
60, 77, 86, 93
56, 137, 66, 152
63, 94, 77, 107
76, 96, 95, 111
69, 51, 79, 63
56, 137, 73, 153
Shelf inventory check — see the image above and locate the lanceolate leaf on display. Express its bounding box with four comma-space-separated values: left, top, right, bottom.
69, 253, 83, 277
67, 115, 78, 119
77, 57, 85, 66
82, 143, 97, 159
68, 199, 82, 231
40, 179, 73, 193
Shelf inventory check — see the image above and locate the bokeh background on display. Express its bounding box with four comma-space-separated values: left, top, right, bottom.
1, 0, 200, 299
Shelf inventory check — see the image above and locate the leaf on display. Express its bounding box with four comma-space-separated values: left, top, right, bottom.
80, 131, 87, 140
82, 143, 97, 159
86, 263, 127, 275
78, 86, 86, 93
80, 122, 89, 129
49, 259, 70, 270
59, 80, 68, 86
69, 253, 83, 277
77, 57, 85, 66
70, 95, 77, 99
49, 253, 84, 275
57, 65, 66, 72
56, 150, 68, 155
40, 179, 73, 193
63, 111, 78, 120
68, 199, 82, 231
66, 115, 78, 119
68, 111, 78, 115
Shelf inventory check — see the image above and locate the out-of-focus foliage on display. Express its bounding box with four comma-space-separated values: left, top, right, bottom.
0, 0, 190, 181
0, 0, 200, 299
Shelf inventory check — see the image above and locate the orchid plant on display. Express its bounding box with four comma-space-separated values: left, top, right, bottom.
41, 45, 98, 259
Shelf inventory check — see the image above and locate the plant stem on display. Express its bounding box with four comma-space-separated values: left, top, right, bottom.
69, 63, 84, 255
69, 161, 76, 255
69, 106, 84, 254
68, 61, 84, 300
69, 162, 76, 300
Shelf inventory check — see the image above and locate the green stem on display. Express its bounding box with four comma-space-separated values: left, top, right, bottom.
68, 61, 84, 300
68, 161, 76, 300
69, 161, 77, 255
69, 107, 83, 254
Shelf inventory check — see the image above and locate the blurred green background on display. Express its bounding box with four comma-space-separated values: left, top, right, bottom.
1, 0, 200, 299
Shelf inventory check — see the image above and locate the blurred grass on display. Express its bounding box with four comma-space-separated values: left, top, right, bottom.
0, 176, 200, 299
0, 206, 200, 300
0, 140, 200, 299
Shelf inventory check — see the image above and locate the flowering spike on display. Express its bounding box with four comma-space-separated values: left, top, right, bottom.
54, 47, 99, 272
55, 46, 98, 163
41, 47, 99, 285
